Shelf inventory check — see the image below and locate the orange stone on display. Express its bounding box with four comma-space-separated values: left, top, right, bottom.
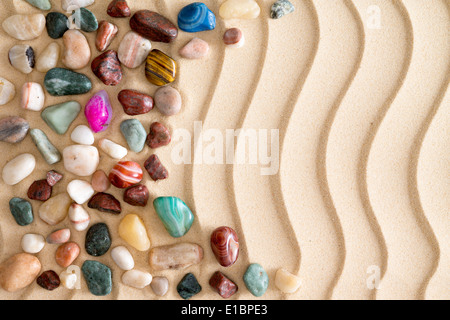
55, 242, 80, 267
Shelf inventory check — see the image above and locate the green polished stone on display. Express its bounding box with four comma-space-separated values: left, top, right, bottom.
46, 12, 69, 39
177, 273, 202, 300
25, 0, 51, 10
71, 7, 98, 32
120, 119, 147, 153
81, 260, 112, 296
44, 68, 92, 96
41, 101, 81, 135
30, 129, 61, 165
9, 198, 34, 226
243, 263, 269, 297
153, 197, 194, 238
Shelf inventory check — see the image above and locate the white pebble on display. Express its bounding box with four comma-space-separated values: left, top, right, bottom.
122, 270, 152, 289
275, 269, 301, 294
21, 234, 45, 254
63, 145, 99, 177
68, 203, 90, 231
98, 138, 128, 160
111, 246, 134, 271
2, 153, 36, 185
71, 125, 94, 145
62, 0, 95, 12
67, 179, 95, 204
60, 266, 80, 289
21, 82, 45, 111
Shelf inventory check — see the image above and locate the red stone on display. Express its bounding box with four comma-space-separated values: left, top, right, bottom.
37, 270, 60, 291
118, 89, 154, 115
91, 50, 123, 86
96, 21, 118, 52
88, 192, 122, 214
107, 0, 131, 17
46, 170, 63, 187
109, 161, 143, 189
209, 271, 238, 299
27, 179, 52, 201
144, 154, 168, 181
210, 226, 239, 267
130, 10, 178, 43
124, 184, 149, 207
146, 122, 171, 149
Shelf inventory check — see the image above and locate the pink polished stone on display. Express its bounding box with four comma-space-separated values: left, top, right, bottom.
84, 90, 113, 133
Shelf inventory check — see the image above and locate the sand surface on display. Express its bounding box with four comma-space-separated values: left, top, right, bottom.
0, 0, 448, 300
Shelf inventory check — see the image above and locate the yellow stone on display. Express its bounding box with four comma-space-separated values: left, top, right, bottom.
274, 269, 301, 294
118, 214, 151, 251
145, 49, 176, 86
219, 0, 261, 20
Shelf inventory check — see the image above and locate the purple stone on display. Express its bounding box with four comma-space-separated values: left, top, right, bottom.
85, 90, 113, 133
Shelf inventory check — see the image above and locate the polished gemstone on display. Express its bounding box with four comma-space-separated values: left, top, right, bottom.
107, 0, 131, 18
46, 228, 71, 244
85, 90, 113, 133
145, 49, 176, 86
275, 268, 301, 293
41, 101, 81, 135
223, 28, 245, 48
151, 277, 169, 296
88, 192, 121, 214
46, 12, 69, 39
91, 170, 110, 192
211, 226, 239, 267
146, 122, 171, 149
9, 198, 34, 226
153, 197, 194, 238
111, 246, 134, 271
243, 263, 269, 297
70, 125, 94, 145
144, 154, 168, 181
30, 129, 61, 165
130, 10, 178, 43
82, 260, 112, 296
271, 0, 295, 19
96, 21, 118, 52
177, 273, 201, 300
120, 119, 147, 153
109, 161, 143, 189
2, 14, 46, 40
27, 179, 52, 201
178, 3, 216, 33
9, 45, 35, 74
118, 31, 152, 69
22, 234, 45, 254
85, 223, 111, 257
219, 0, 261, 19
62, 29, 91, 70
209, 271, 238, 299
149, 243, 203, 271
71, 7, 98, 32
44, 68, 92, 96
118, 214, 151, 251
0, 116, 29, 144
118, 89, 154, 115
91, 50, 123, 86
123, 184, 149, 207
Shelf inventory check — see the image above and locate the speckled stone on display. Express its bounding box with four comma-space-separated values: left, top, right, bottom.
88, 192, 121, 214
9, 198, 33, 226
81, 260, 112, 296
209, 271, 238, 299
27, 179, 52, 201
144, 154, 168, 181
44, 68, 92, 96
123, 184, 149, 207
118, 89, 154, 115
46, 12, 69, 39
37, 270, 60, 291
177, 273, 201, 300
30, 128, 61, 165
120, 119, 147, 153
85, 223, 111, 257
46, 170, 63, 187
270, 0, 295, 19
0, 116, 29, 144
146, 122, 171, 149
96, 20, 118, 52
243, 263, 269, 297
71, 7, 98, 32
91, 50, 122, 86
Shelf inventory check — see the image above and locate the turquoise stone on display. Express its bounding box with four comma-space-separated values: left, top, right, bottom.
177, 273, 202, 300
41, 101, 81, 135
243, 263, 269, 297
26, 0, 51, 10
81, 260, 112, 296
153, 197, 194, 238
71, 7, 98, 32
44, 68, 92, 96
120, 119, 147, 153
9, 198, 33, 226
178, 3, 216, 33
30, 129, 61, 165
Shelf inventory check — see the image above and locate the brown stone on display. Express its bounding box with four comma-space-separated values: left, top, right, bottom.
144, 154, 168, 181
149, 243, 203, 271
123, 184, 149, 207
55, 242, 80, 268
91, 50, 123, 86
46, 170, 62, 186
107, 0, 131, 17
37, 270, 60, 291
27, 179, 52, 201
146, 122, 171, 149
130, 10, 178, 43
209, 271, 238, 299
0, 116, 29, 144
91, 170, 110, 192
88, 192, 121, 214
0, 253, 41, 292
118, 89, 154, 115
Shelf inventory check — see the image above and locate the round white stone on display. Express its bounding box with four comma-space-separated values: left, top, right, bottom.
111, 246, 135, 271
2, 153, 36, 185
99, 138, 128, 160
63, 145, 99, 177
67, 180, 95, 204
71, 125, 94, 145
68, 203, 90, 231
21, 82, 45, 111
21, 234, 45, 254
122, 270, 152, 289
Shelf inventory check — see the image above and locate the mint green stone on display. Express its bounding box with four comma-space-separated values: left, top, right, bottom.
41, 101, 81, 135
82, 260, 112, 296
153, 197, 194, 238
9, 198, 33, 226
25, 0, 51, 10
120, 119, 147, 153
243, 263, 269, 297
30, 129, 61, 165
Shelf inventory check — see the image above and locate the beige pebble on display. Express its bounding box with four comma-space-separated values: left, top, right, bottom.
154, 86, 182, 116
39, 193, 72, 225
60, 266, 80, 289
2, 14, 46, 40
179, 38, 209, 59
91, 169, 110, 192
151, 276, 169, 296
62, 30, 91, 70
2, 153, 36, 186
36, 42, 60, 73
62, 0, 94, 12
122, 270, 152, 289
21, 234, 45, 253
149, 243, 203, 271
275, 268, 301, 294
98, 138, 127, 160
111, 246, 134, 270
68, 203, 90, 231
219, 0, 261, 19
0, 77, 16, 106
118, 214, 151, 252
0, 253, 41, 292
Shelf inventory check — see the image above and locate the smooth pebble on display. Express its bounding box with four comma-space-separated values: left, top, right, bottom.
67, 179, 95, 204
275, 268, 301, 293
118, 31, 152, 69
62, 29, 91, 70
71, 125, 94, 145
68, 203, 90, 231
62, 0, 94, 12
36, 42, 60, 73
179, 38, 209, 59
91, 170, 110, 192
39, 193, 71, 225
63, 145, 99, 176
9, 45, 35, 74
30, 129, 61, 165
46, 228, 71, 244
122, 270, 152, 289
2, 14, 46, 40
96, 20, 118, 52
118, 214, 151, 251
98, 138, 127, 160
219, 0, 261, 19
21, 83, 45, 111
151, 276, 169, 296
0, 77, 16, 105
55, 242, 80, 268
2, 153, 36, 186
21, 234, 45, 254
154, 86, 182, 116
111, 246, 134, 270
0, 253, 41, 292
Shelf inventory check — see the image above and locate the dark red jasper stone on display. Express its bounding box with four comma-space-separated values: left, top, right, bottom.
88, 192, 121, 214
91, 50, 123, 86
118, 89, 154, 115
107, 0, 131, 17
123, 184, 149, 207
209, 271, 238, 299
46, 170, 63, 187
27, 179, 52, 201
146, 122, 171, 149
130, 10, 178, 43
37, 270, 60, 291
144, 154, 168, 181
210, 226, 239, 267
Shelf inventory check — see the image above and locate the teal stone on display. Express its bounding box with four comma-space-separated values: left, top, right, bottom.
30, 129, 61, 165
9, 198, 34, 226
243, 263, 269, 297
41, 101, 81, 135
120, 119, 147, 153
71, 7, 98, 32
25, 0, 51, 10
44, 68, 92, 96
177, 273, 202, 300
81, 260, 112, 296
153, 197, 194, 238
46, 12, 69, 39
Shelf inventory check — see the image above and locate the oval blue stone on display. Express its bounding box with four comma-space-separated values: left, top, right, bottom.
178, 2, 216, 33
153, 197, 194, 238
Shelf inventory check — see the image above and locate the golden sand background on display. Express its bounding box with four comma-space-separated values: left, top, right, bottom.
0, 0, 448, 300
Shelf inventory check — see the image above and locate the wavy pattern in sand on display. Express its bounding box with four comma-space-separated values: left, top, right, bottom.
326, 0, 413, 299
368, 0, 449, 300
280, 0, 364, 299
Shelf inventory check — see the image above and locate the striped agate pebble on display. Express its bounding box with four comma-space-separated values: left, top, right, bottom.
109, 161, 143, 189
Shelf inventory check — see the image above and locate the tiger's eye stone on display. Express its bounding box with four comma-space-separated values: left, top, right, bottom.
153, 197, 194, 238
210, 226, 239, 267
209, 271, 238, 299
145, 49, 176, 86
91, 50, 123, 86
109, 161, 143, 189
130, 10, 178, 43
